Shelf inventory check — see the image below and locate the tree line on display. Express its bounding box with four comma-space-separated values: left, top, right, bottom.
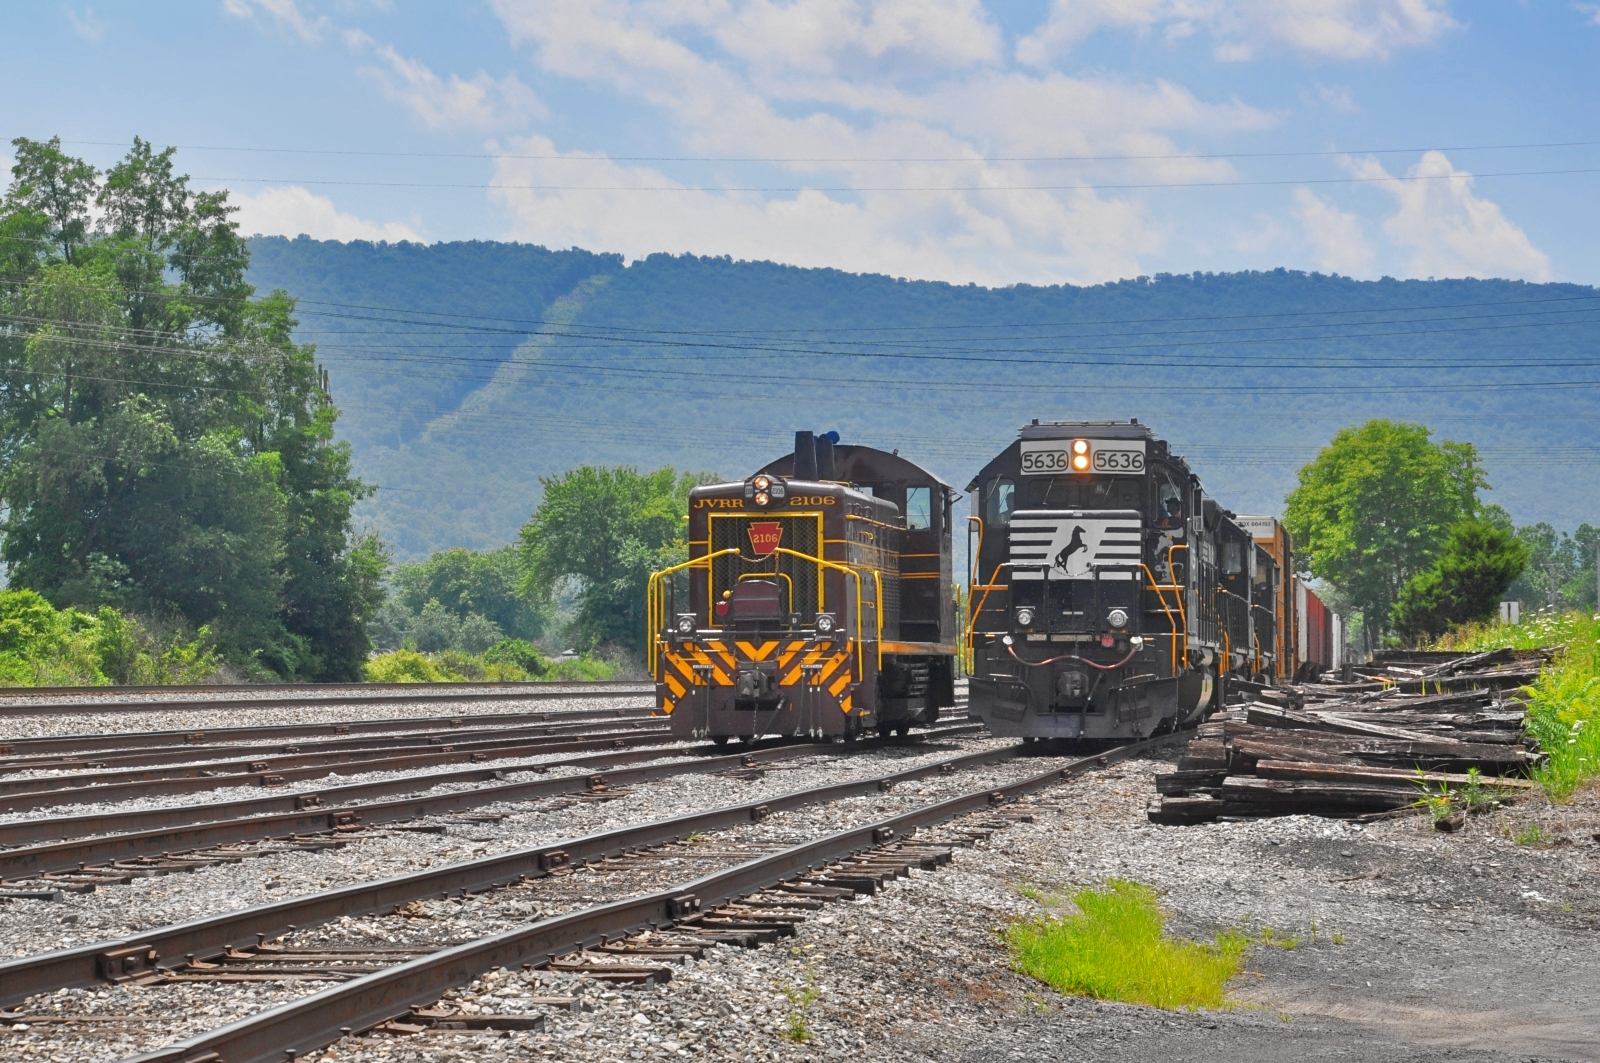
0, 136, 384, 680
1284, 419, 1590, 649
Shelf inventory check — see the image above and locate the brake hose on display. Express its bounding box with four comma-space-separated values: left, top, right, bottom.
1005, 641, 1139, 672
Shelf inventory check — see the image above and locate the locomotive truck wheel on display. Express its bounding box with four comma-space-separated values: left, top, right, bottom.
712, 736, 729, 748
739, 734, 756, 745
878, 723, 894, 738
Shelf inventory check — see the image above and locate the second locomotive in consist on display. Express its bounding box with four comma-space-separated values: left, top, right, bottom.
648, 432, 958, 742
966, 419, 1340, 742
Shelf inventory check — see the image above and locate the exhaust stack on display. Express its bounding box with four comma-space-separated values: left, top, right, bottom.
793, 431, 819, 481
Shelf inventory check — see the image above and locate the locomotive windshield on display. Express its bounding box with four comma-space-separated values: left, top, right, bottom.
1025, 477, 1140, 510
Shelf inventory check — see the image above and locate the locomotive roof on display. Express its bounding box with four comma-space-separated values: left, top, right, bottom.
966, 420, 1186, 490
759, 444, 950, 490
1019, 419, 1153, 441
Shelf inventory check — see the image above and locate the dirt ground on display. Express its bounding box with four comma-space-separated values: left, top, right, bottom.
915, 752, 1600, 1063
769, 750, 1600, 1063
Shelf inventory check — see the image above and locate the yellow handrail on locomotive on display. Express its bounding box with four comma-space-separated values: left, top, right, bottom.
646, 548, 740, 677
1139, 563, 1182, 676
964, 516, 984, 670
965, 560, 1014, 665
1212, 586, 1250, 677
770, 546, 883, 679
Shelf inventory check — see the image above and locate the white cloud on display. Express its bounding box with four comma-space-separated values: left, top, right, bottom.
228, 185, 423, 243
1349, 151, 1550, 280
489, 135, 1156, 286
222, 0, 329, 43
487, 1, 1282, 283
1576, 4, 1600, 27
1302, 81, 1359, 113
709, 0, 1003, 77
1017, 0, 1458, 64
1292, 187, 1373, 275
65, 6, 107, 43
353, 39, 544, 130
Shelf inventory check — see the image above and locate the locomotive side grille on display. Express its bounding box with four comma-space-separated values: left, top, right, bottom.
709, 514, 822, 622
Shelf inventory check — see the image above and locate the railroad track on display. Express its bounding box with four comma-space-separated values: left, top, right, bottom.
0, 731, 1181, 1063
0, 722, 983, 885
0, 703, 656, 760
0, 680, 656, 719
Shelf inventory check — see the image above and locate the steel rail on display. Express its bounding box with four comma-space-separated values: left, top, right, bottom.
0, 727, 1020, 1009
0, 714, 663, 774
0, 704, 655, 758
120, 731, 1182, 1063
0, 724, 672, 798
0, 730, 685, 815
0, 680, 655, 699
0, 723, 983, 880
0, 684, 654, 719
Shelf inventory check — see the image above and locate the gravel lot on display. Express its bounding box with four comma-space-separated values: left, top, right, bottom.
8, 742, 1598, 1063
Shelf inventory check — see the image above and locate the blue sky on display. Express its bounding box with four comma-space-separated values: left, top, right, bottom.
5, 1, 1599, 286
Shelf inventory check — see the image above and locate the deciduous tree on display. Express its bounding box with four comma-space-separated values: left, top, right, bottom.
1284, 420, 1485, 646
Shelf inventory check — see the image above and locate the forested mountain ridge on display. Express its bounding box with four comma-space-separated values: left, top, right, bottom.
245, 236, 1600, 562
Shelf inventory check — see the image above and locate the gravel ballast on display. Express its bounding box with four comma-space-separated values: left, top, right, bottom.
7, 744, 1599, 1062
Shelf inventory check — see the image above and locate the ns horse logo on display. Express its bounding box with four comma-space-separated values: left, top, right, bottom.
1053, 526, 1087, 574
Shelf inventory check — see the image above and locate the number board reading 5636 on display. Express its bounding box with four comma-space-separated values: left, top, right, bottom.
1019, 438, 1146, 476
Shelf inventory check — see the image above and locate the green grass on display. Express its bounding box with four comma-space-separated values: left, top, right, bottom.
1433, 610, 1600, 801
1006, 880, 1248, 1011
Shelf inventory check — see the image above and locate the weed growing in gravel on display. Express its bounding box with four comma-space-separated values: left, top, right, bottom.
1511, 821, 1550, 846
1331, 932, 1346, 945
1006, 880, 1247, 1011
1434, 610, 1600, 801
781, 968, 819, 1043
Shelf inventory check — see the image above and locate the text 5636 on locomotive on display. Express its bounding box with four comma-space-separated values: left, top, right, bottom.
966, 419, 1311, 741
648, 432, 958, 743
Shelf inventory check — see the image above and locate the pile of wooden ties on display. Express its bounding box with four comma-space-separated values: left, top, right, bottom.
1148, 647, 1554, 825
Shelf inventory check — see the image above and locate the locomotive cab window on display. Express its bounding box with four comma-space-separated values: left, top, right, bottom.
905, 485, 932, 531
1156, 478, 1185, 527
1223, 540, 1244, 575
985, 478, 1015, 526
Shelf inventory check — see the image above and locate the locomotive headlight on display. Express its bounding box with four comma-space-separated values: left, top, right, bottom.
1014, 606, 1035, 627
754, 491, 770, 506
814, 612, 837, 635
753, 475, 771, 491
1072, 439, 1089, 455
675, 613, 697, 636
1106, 607, 1129, 629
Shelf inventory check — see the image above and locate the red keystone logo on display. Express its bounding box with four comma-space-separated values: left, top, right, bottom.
747, 522, 783, 556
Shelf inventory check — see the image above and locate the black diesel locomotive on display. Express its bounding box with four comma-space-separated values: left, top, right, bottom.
648, 432, 958, 742
966, 419, 1289, 741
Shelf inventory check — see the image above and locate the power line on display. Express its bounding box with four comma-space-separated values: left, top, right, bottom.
175, 165, 1600, 194
55, 137, 1600, 165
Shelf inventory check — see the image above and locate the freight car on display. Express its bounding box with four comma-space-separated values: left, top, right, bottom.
965, 419, 1340, 742
648, 432, 958, 743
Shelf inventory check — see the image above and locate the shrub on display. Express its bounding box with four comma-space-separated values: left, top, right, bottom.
482, 639, 550, 677
364, 649, 449, 683
363, 643, 617, 683
1434, 610, 1600, 800
1006, 880, 1247, 1010
0, 589, 218, 686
